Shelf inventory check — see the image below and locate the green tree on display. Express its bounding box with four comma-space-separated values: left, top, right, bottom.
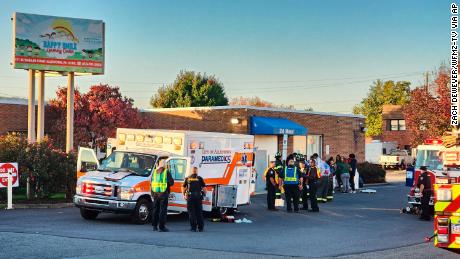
151, 71, 228, 108
353, 80, 411, 137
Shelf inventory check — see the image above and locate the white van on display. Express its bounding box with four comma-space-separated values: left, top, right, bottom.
74, 128, 255, 224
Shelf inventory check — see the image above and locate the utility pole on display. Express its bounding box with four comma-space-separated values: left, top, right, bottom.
424, 72, 429, 92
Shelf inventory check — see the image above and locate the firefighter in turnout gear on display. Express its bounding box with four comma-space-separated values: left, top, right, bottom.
417, 166, 432, 221
182, 167, 207, 232
326, 157, 335, 201
279, 156, 303, 212
151, 159, 174, 232
274, 151, 284, 195
274, 152, 284, 172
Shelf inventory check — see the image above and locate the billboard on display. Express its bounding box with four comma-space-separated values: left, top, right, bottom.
12, 12, 104, 74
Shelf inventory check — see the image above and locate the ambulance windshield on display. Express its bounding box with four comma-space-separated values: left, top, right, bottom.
415, 149, 442, 170
98, 151, 157, 176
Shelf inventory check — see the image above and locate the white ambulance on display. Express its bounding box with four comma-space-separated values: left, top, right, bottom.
74, 128, 255, 224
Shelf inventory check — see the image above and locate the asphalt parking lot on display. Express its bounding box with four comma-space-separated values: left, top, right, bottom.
0, 177, 458, 258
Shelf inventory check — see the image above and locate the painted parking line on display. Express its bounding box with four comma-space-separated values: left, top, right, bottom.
358, 208, 401, 211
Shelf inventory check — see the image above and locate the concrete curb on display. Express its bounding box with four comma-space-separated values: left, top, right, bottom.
6, 203, 74, 209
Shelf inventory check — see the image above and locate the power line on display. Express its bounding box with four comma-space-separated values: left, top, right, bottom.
225, 71, 425, 85
227, 72, 423, 94
0, 70, 423, 87
0, 70, 425, 98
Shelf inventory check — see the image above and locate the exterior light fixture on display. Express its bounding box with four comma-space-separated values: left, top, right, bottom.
231, 118, 240, 125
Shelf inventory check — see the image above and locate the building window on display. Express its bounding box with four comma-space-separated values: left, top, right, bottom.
388, 120, 405, 131
399, 120, 406, 131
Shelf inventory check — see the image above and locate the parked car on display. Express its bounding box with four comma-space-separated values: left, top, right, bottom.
379, 149, 414, 169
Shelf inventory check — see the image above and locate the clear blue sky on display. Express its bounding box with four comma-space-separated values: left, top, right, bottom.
0, 0, 452, 113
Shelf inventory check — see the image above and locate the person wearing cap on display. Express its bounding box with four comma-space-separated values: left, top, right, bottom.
417, 166, 432, 221
265, 160, 278, 211
279, 156, 303, 212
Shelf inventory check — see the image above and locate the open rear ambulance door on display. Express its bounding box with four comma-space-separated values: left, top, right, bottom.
77, 147, 100, 179
236, 165, 251, 205
164, 157, 192, 213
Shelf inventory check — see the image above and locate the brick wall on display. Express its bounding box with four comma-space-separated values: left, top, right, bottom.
0, 103, 365, 161
381, 105, 412, 149
142, 107, 365, 161
0, 103, 29, 135
381, 130, 411, 149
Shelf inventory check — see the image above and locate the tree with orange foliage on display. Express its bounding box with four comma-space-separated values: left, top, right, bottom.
47, 84, 145, 151
403, 66, 451, 145
229, 96, 297, 110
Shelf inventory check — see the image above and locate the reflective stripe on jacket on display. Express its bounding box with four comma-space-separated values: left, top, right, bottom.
151, 169, 167, 193
284, 167, 298, 185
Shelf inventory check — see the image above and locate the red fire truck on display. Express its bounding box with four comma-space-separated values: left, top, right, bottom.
406, 138, 444, 213
432, 134, 460, 251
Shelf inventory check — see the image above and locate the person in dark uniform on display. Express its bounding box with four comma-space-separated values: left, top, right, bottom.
151, 159, 175, 232
279, 157, 303, 213
182, 167, 207, 232
265, 160, 278, 211
299, 160, 309, 210
417, 166, 432, 221
305, 159, 320, 212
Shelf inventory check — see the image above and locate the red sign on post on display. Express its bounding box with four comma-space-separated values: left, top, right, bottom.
0, 163, 19, 188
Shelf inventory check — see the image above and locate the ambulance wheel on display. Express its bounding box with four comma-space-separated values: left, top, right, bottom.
80, 208, 99, 220
132, 198, 152, 224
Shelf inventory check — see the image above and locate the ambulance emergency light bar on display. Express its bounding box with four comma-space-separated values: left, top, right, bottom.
117, 133, 182, 146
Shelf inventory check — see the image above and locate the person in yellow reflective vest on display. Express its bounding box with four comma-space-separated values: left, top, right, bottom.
279, 157, 303, 212
151, 159, 174, 232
